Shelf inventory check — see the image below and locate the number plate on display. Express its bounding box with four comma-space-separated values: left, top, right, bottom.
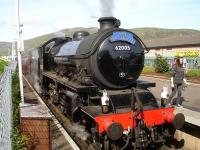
114, 45, 131, 51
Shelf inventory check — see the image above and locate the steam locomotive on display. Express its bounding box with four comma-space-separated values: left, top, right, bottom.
22, 17, 185, 150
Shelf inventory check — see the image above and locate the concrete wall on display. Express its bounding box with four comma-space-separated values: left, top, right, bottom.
21, 118, 51, 150
174, 123, 200, 150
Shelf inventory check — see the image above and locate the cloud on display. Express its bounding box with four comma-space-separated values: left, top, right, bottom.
22, 16, 42, 24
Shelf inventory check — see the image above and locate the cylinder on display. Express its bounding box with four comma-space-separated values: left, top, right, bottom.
104, 121, 123, 140
164, 113, 185, 129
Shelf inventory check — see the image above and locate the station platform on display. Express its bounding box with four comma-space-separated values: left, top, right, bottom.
20, 78, 76, 150
174, 107, 200, 150
140, 75, 200, 127
175, 107, 200, 127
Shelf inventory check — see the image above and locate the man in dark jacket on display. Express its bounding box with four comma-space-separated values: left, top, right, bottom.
168, 56, 189, 107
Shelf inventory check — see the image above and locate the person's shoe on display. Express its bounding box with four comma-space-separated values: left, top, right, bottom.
176, 104, 183, 108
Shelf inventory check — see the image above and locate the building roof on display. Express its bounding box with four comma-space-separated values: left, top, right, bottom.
144, 34, 200, 49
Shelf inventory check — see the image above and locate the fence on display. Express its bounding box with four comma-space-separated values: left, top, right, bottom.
145, 57, 200, 69
0, 61, 16, 150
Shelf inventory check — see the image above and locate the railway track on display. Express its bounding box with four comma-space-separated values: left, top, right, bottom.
43, 98, 98, 150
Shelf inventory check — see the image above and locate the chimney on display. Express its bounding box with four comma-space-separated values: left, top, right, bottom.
98, 17, 120, 31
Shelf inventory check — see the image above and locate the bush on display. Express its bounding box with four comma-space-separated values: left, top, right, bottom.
12, 127, 29, 150
0, 59, 8, 74
154, 54, 169, 73
12, 71, 29, 149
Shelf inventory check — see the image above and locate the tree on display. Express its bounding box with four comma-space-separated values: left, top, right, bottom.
154, 54, 169, 73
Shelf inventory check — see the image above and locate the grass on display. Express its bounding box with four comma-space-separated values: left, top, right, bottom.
186, 69, 200, 77
0, 59, 8, 74
143, 66, 200, 78
142, 66, 155, 73
12, 72, 29, 150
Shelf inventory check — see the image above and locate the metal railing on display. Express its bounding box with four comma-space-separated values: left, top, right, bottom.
0, 61, 16, 150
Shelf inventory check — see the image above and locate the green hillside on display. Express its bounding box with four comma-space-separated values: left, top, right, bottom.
1, 27, 200, 56
24, 27, 97, 49
24, 27, 200, 50
129, 27, 200, 40
0, 42, 12, 56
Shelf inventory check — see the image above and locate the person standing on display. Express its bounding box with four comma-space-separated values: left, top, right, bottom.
183, 57, 189, 73
168, 56, 189, 107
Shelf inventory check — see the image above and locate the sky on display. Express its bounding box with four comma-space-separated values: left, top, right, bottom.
0, 0, 200, 42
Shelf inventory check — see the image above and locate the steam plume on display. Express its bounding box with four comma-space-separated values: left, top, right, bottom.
100, 0, 114, 17
53, 31, 65, 38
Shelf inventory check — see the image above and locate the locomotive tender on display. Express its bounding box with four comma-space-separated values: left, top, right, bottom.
22, 17, 185, 150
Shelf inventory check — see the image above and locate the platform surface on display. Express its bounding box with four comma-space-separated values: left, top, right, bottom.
175, 107, 200, 126
21, 77, 76, 150
140, 76, 200, 127
20, 104, 52, 119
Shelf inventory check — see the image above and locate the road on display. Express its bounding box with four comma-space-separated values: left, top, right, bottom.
140, 76, 200, 112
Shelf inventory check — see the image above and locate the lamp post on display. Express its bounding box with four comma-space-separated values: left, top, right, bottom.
16, 0, 24, 103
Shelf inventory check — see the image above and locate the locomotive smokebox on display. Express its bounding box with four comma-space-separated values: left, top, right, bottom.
98, 17, 121, 31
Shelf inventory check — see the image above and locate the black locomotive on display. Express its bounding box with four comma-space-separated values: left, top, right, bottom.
22, 17, 185, 150
47, 17, 145, 89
